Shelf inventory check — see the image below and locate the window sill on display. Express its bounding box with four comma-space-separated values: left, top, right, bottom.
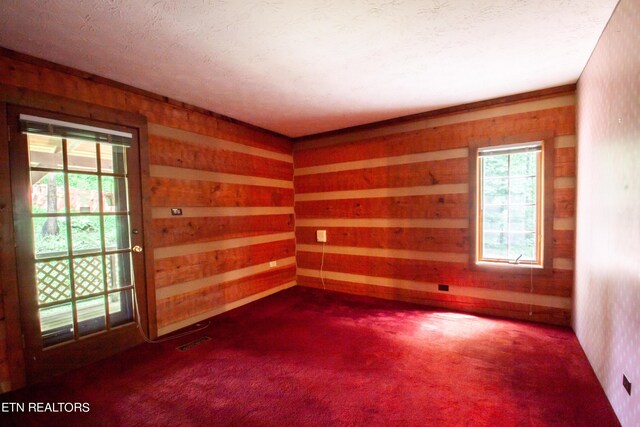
476, 260, 542, 268
471, 260, 552, 276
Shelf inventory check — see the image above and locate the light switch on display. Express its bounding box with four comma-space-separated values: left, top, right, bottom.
316, 230, 327, 243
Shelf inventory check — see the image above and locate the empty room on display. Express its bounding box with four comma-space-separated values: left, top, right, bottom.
0, 0, 637, 425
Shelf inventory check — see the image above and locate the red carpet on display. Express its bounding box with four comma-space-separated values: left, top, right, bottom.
1, 287, 619, 426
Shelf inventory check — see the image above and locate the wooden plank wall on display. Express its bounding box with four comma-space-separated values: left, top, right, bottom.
0, 53, 295, 390
148, 126, 296, 335
0, 103, 16, 392
294, 93, 576, 326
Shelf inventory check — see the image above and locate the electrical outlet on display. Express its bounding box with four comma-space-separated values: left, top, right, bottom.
269, 261, 277, 268
316, 230, 327, 243
438, 284, 449, 292
623, 374, 632, 396
171, 208, 183, 216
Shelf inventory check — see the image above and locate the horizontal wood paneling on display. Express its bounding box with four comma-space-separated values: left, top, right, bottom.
149, 134, 293, 180
297, 276, 570, 326
296, 226, 469, 253
554, 147, 576, 177
294, 157, 467, 193
0, 55, 291, 155
295, 93, 575, 149
155, 239, 294, 288
294, 95, 577, 326
297, 269, 571, 309
295, 106, 575, 168
152, 206, 294, 219
152, 214, 295, 248
148, 124, 292, 163
158, 280, 297, 335
298, 244, 468, 263
554, 217, 576, 231
554, 177, 576, 189
153, 231, 295, 259
297, 251, 573, 297
554, 188, 577, 217
150, 178, 294, 207
295, 148, 468, 177
553, 230, 575, 258
296, 218, 469, 228
150, 165, 292, 189
158, 256, 296, 300
294, 183, 468, 202
157, 265, 296, 331
295, 193, 468, 219
554, 135, 576, 149
553, 258, 574, 270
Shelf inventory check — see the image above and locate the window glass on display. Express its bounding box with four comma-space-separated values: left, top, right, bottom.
67, 140, 98, 172
24, 116, 136, 349
478, 144, 542, 265
28, 135, 63, 169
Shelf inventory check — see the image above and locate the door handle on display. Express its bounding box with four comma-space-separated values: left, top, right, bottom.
132, 245, 143, 253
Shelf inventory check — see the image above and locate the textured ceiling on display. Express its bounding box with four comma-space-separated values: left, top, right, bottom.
0, 0, 619, 137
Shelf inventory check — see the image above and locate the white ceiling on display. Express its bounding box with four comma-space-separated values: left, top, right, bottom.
0, 0, 618, 137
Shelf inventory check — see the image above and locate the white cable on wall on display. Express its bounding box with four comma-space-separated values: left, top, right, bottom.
529, 260, 534, 316
514, 253, 534, 317
320, 242, 326, 290
134, 289, 210, 344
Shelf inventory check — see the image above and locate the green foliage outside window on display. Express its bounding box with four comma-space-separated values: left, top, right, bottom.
32, 173, 124, 256
481, 150, 538, 261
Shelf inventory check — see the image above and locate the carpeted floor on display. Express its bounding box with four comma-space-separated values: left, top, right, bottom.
1, 287, 619, 426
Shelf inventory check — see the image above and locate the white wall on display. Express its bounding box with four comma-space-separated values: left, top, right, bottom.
574, 0, 640, 425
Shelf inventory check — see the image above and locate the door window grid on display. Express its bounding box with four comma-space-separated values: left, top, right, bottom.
28, 135, 134, 347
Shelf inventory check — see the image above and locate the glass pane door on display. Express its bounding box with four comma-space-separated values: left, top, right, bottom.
28, 134, 135, 347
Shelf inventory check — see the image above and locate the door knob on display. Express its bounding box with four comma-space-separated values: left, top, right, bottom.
132, 245, 143, 253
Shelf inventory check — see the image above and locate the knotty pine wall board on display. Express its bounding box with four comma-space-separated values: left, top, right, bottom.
294, 106, 575, 166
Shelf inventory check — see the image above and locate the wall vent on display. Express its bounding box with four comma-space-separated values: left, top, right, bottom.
177, 336, 211, 351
